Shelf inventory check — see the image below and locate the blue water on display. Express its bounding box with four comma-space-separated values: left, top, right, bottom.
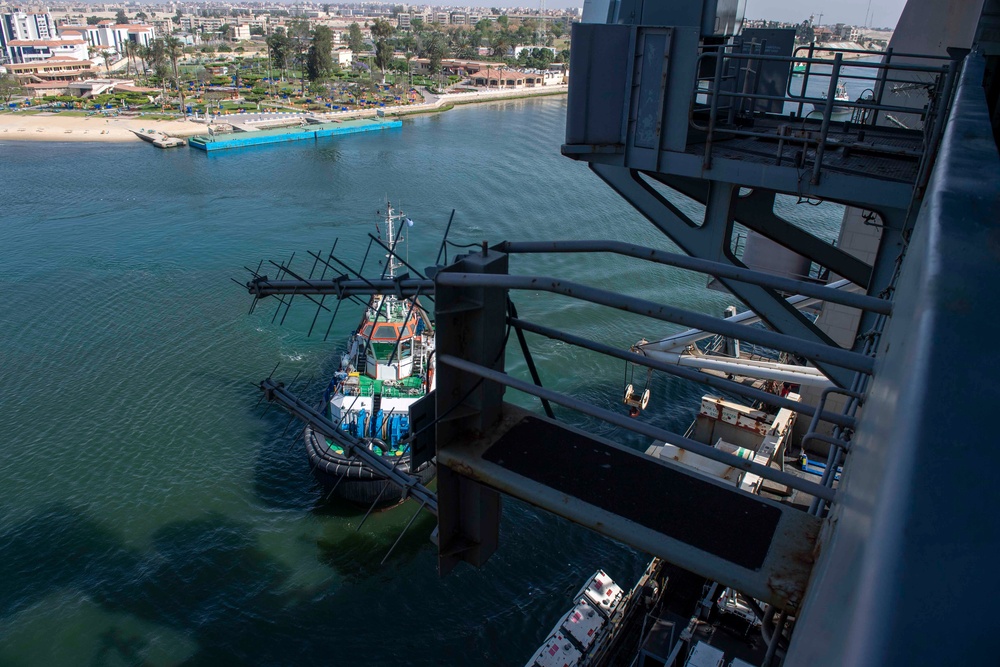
0, 98, 844, 665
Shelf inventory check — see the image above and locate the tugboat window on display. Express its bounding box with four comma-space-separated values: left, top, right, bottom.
371, 342, 396, 360
401, 340, 412, 359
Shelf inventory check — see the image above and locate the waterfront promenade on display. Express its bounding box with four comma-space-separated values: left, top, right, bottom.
0, 84, 568, 143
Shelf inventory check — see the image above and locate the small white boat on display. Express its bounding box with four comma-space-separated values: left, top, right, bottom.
130, 128, 186, 148
811, 82, 852, 120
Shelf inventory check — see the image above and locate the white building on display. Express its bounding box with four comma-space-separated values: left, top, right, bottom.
6, 37, 89, 63
1, 10, 57, 62
232, 25, 250, 41
335, 49, 353, 67
61, 22, 156, 56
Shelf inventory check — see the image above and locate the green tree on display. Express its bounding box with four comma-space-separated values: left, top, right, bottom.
398, 33, 416, 85
347, 22, 365, 54
135, 44, 149, 77
425, 32, 447, 85
0, 72, 23, 103
148, 39, 169, 80
86, 16, 100, 25
521, 19, 539, 43
450, 29, 475, 59
371, 18, 394, 81
123, 40, 138, 76
525, 47, 554, 69
100, 49, 113, 75
230, 59, 242, 88
496, 15, 509, 30
115, 8, 128, 24
172, 9, 182, 25
516, 24, 533, 46
411, 18, 424, 32
219, 23, 232, 40
287, 20, 312, 94
250, 25, 265, 36
164, 36, 186, 114
549, 20, 565, 40
307, 25, 334, 81
136, 11, 147, 22
267, 28, 292, 79
490, 31, 511, 59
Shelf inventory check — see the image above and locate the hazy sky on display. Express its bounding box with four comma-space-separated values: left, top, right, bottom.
739, 0, 906, 28
461, 0, 907, 30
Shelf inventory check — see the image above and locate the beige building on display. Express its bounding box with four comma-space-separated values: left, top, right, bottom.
8, 56, 97, 95
470, 66, 564, 88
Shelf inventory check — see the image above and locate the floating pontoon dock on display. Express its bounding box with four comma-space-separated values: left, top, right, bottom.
188, 117, 401, 152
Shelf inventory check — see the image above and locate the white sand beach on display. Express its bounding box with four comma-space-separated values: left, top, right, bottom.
0, 85, 568, 143
0, 113, 205, 142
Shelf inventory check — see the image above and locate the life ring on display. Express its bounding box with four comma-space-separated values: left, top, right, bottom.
641, 389, 650, 410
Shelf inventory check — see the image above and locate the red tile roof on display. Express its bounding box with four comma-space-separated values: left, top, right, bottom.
8, 38, 85, 46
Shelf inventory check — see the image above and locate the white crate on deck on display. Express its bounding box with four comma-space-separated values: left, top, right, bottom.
577, 570, 624, 619
526, 631, 582, 667
558, 599, 605, 650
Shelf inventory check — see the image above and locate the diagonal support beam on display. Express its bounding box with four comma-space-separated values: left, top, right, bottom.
591, 163, 857, 387
651, 173, 874, 288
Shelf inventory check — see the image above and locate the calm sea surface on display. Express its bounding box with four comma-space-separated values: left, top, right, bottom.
0, 98, 843, 666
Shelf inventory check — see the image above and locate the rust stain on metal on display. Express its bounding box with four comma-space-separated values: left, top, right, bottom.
446, 460, 478, 479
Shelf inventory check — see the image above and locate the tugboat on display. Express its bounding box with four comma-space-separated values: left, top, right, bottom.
811, 81, 852, 120
304, 202, 436, 506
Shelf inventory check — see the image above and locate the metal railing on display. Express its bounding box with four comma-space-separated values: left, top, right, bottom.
247, 233, 893, 512
692, 43, 958, 183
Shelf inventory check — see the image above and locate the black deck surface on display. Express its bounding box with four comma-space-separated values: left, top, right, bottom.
483, 416, 780, 570
689, 116, 924, 184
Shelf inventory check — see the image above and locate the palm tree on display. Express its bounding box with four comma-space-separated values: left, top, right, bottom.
123, 41, 137, 77
100, 49, 113, 76
135, 44, 148, 79
399, 33, 416, 87
164, 36, 186, 116
490, 31, 511, 60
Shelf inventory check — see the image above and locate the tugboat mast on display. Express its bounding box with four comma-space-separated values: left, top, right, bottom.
383, 201, 404, 280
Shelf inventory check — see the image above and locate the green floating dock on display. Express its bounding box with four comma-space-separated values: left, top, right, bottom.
188, 117, 402, 152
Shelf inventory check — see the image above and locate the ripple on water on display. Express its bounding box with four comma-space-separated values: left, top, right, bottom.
0, 98, 843, 665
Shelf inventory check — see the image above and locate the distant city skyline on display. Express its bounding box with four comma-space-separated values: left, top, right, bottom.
45, 0, 906, 30
741, 0, 905, 28
325, 0, 906, 30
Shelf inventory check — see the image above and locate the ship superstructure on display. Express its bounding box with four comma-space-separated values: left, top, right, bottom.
246, 0, 1000, 662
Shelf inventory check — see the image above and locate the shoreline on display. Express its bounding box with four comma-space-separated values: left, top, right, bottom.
0, 86, 568, 144
0, 113, 207, 143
